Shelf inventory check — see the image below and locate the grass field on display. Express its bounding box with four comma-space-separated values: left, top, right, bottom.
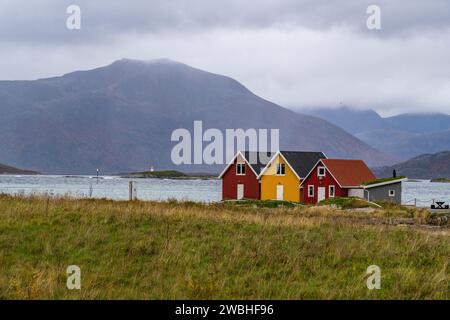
0, 194, 448, 299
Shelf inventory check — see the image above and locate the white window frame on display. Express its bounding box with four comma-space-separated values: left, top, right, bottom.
236, 163, 246, 175
317, 166, 326, 177
308, 185, 314, 197
389, 189, 395, 197
329, 185, 335, 198
276, 163, 286, 176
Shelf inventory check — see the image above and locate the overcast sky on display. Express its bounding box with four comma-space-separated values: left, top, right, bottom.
1, 0, 449, 116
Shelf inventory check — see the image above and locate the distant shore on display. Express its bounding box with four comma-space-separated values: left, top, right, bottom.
0, 169, 218, 180
120, 169, 217, 180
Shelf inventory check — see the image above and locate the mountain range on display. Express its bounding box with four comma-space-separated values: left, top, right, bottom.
0, 59, 394, 174
373, 151, 450, 179
304, 107, 450, 160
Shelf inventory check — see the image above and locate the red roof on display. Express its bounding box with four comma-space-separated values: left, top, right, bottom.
321, 159, 376, 187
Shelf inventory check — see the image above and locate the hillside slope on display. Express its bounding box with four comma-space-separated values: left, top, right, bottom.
0, 163, 37, 175
0, 59, 394, 174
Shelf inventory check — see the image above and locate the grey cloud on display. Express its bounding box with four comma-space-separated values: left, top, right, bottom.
0, 1, 449, 115
2, 0, 450, 45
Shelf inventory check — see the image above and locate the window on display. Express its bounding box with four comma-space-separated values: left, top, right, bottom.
329, 185, 335, 198
308, 185, 314, 197
389, 189, 395, 197
276, 163, 285, 176
318, 166, 326, 177
236, 163, 246, 175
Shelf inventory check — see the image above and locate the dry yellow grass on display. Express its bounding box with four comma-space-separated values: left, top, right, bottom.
0, 194, 448, 299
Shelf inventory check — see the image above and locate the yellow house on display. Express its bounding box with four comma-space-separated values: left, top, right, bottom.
259, 151, 326, 202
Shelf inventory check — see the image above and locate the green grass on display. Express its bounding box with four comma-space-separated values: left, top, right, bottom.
318, 197, 380, 209
225, 199, 303, 208
431, 178, 450, 183
362, 176, 406, 185
0, 195, 448, 299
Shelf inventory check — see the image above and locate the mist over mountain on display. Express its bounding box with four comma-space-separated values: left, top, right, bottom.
355, 129, 450, 160
304, 107, 450, 160
303, 107, 384, 135
0, 59, 395, 174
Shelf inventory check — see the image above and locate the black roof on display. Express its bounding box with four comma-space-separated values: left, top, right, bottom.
280, 151, 326, 178
243, 151, 275, 175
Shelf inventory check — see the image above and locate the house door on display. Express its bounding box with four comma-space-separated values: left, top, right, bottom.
237, 184, 244, 200
276, 185, 284, 201
317, 187, 326, 203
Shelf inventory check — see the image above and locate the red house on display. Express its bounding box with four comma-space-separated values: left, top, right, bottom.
301, 159, 376, 204
218, 151, 273, 200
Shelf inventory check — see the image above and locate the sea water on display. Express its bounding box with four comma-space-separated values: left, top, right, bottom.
0, 175, 449, 207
